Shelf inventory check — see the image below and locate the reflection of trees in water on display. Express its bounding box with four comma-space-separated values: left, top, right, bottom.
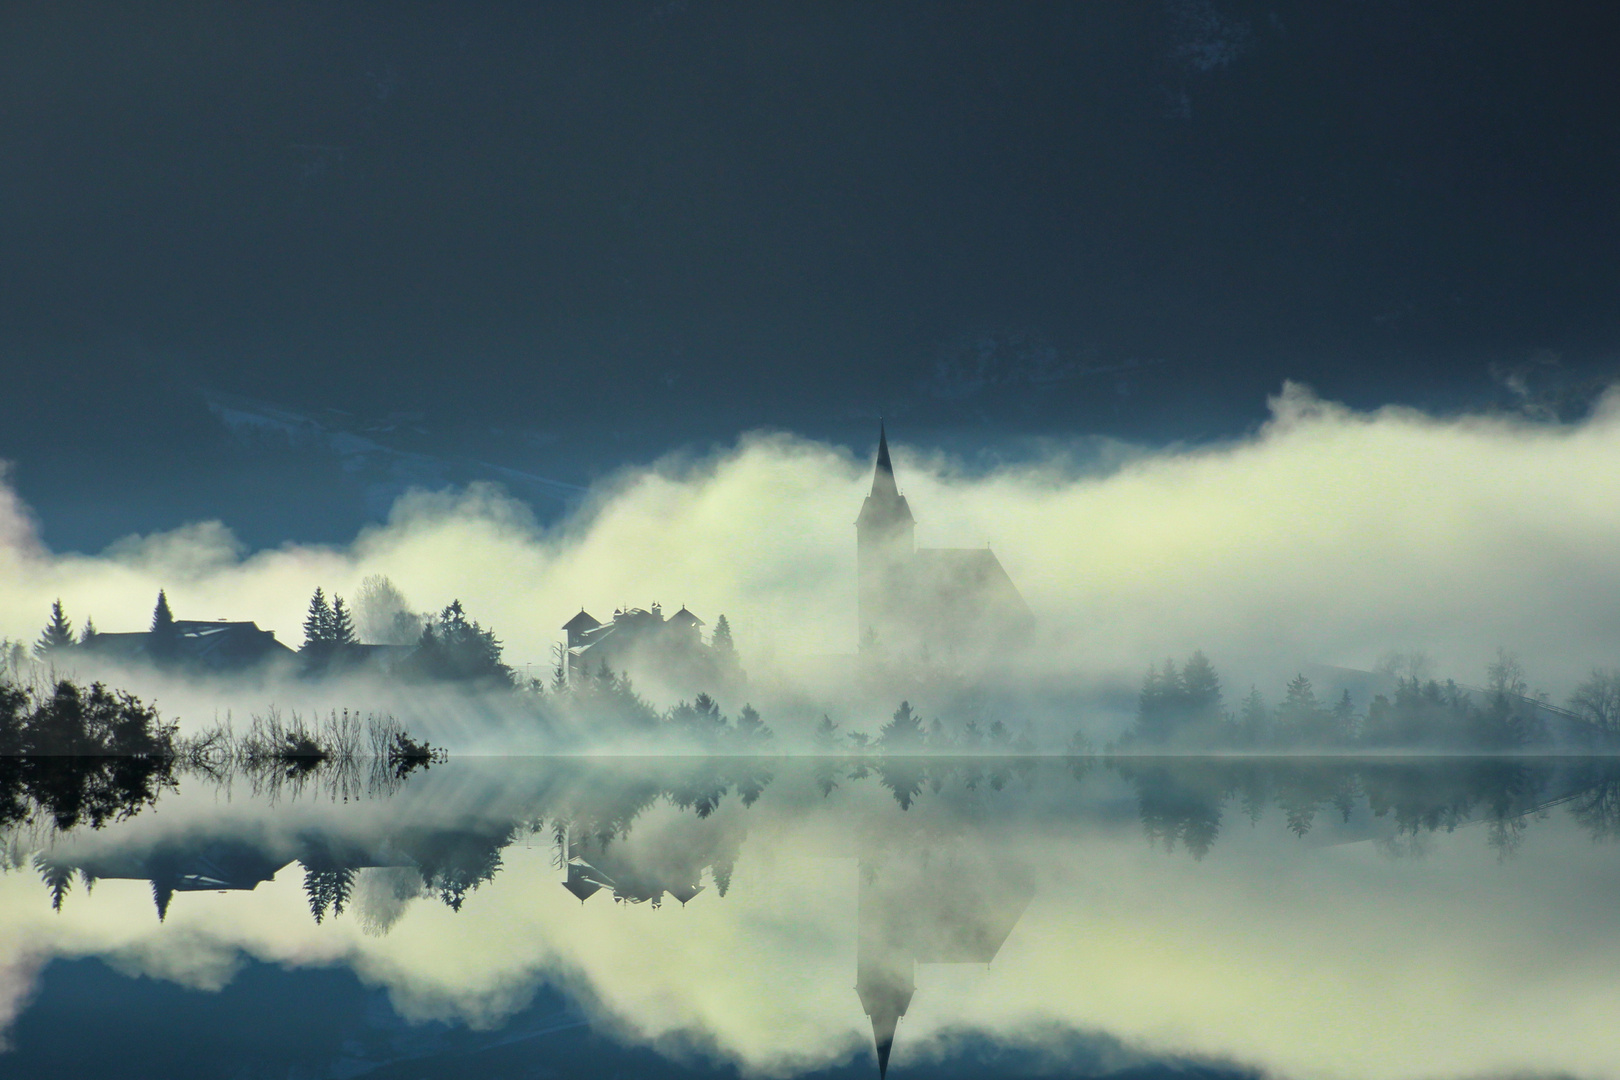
1567, 761, 1620, 839
24, 754, 1620, 927
0, 756, 175, 833
1112, 758, 1609, 859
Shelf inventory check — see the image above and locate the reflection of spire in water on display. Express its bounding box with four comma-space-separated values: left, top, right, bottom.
854, 852, 1033, 1077
857, 956, 912, 1079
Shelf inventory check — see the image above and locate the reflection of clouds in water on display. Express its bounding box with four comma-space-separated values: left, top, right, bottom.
4, 763, 1620, 1078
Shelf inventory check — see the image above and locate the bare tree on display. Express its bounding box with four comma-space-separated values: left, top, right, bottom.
1570, 668, 1620, 735
355, 575, 418, 645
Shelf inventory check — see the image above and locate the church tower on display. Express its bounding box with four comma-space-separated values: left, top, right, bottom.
855, 423, 915, 653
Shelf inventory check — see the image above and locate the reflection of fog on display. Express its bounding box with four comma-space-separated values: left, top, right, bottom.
7, 757, 1620, 1079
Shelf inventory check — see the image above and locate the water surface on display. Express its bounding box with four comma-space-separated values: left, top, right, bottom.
5, 755, 1620, 1080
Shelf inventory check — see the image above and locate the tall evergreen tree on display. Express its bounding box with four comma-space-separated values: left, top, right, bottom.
303, 588, 333, 650
1239, 686, 1270, 747
148, 590, 178, 662
330, 595, 356, 646
150, 590, 174, 633
813, 713, 840, 748
33, 600, 75, 658
712, 614, 735, 657
1181, 651, 1222, 714
78, 617, 97, 645
879, 700, 925, 749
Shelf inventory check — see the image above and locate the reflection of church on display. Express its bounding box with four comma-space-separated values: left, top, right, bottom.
857, 424, 1031, 662
855, 850, 1032, 1077
554, 816, 1032, 1079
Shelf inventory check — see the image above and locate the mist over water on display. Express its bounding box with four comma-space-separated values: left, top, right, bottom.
6, 754, 1620, 1079
5, 389, 1620, 1076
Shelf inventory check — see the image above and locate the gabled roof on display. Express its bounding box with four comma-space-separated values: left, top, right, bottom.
667, 606, 704, 627
909, 547, 1032, 621
562, 860, 614, 902
668, 881, 705, 905
562, 609, 602, 632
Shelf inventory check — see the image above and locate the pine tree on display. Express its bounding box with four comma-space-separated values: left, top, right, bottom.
1239, 686, 1270, 747
151, 590, 174, 632
712, 614, 735, 657
78, 617, 97, 645
33, 600, 75, 658
735, 703, 772, 743
303, 588, 333, 650
330, 595, 356, 646
1330, 689, 1357, 744
879, 700, 925, 749
551, 642, 570, 692
1181, 651, 1222, 714
149, 590, 178, 662
813, 714, 840, 748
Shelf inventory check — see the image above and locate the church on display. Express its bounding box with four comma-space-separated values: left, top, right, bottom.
856, 424, 1030, 663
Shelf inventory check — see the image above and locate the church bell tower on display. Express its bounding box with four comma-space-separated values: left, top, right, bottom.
856, 423, 915, 653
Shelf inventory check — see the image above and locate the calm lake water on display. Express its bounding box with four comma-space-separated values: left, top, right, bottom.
4, 755, 1620, 1080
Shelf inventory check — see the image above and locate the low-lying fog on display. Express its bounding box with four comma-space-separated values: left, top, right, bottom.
4, 384, 1620, 749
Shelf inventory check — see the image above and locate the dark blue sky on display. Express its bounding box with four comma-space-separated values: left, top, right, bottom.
3, 2, 1617, 550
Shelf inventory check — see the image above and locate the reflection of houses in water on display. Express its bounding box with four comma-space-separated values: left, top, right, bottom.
64, 839, 293, 922
857, 424, 1031, 662
555, 823, 725, 909
562, 603, 717, 688
855, 851, 1033, 1078
47, 831, 488, 922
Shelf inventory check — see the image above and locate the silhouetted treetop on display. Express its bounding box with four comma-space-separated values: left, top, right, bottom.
34, 600, 74, 658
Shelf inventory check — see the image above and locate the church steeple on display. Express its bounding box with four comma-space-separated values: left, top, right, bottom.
858, 422, 912, 528
856, 422, 916, 652
871, 421, 900, 500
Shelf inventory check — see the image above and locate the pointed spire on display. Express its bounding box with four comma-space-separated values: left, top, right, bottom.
872, 1014, 897, 1079
870, 421, 900, 500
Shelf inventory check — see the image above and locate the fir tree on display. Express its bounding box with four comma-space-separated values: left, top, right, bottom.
1181, 651, 1222, 714
551, 642, 570, 692
1239, 686, 1270, 747
879, 700, 925, 750
303, 588, 333, 650
148, 590, 178, 662
734, 703, 772, 743
150, 590, 175, 633
330, 595, 356, 646
813, 713, 840, 748
33, 600, 75, 658
711, 614, 734, 655
78, 617, 97, 645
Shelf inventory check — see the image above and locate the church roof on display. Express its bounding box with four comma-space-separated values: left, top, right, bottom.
909, 548, 1032, 622
869, 421, 904, 502
857, 422, 914, 528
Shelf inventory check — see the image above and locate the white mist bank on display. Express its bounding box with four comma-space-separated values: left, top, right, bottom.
4, 384, 1620, 732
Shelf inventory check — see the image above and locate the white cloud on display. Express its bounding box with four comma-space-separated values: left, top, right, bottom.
4, 385, 1620, 740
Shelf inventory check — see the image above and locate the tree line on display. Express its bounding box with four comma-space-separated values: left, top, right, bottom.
1119, 649, 1620, 752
